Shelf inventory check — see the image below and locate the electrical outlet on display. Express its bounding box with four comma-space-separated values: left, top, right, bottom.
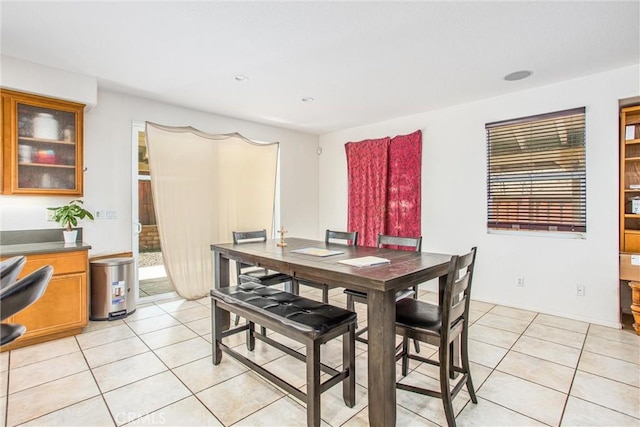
95, 210, 106, 219
107, 209, 118, 219
576, 284, 585, 296
516, 277, 525, 287
46, 209, 56, 221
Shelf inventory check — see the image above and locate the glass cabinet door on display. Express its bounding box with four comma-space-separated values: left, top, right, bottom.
2, 89, 84, 195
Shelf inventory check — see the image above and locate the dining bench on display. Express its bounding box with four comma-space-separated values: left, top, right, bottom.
210, 281, 357, 426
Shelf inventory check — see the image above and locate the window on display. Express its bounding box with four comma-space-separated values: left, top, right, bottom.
486, 107, 586, 234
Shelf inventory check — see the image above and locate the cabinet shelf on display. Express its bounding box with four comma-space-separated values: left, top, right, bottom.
625, 214, 640, 219
625, 157, 640, 162
625, 229, 640, 234
19, 162, 75, 169
621, 105, 640, 253
625, 138, 640, 145
18, 136, 76, 146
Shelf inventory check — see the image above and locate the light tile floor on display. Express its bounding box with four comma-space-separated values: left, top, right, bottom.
1, 286, 639, 426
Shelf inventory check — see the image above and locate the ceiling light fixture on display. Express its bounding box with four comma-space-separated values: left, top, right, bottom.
302, 97, 314, 102
234, 75, 249, 82
504, 70, 533, 81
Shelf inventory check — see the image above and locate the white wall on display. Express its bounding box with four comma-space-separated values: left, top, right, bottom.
1, 62, 320, 256
319, 65, 640, 327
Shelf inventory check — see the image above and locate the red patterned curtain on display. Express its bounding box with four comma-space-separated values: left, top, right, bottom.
345, 131, 422, 248
345, 137, 390, 248
386, 130, 422, 240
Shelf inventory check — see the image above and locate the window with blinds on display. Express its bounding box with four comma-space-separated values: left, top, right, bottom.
486, 107, 586, 234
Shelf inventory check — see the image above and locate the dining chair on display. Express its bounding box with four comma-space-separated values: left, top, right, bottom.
232, 229, 293, 326
295, 229, 358, 303
344, 234, 422, 350
395, 247, 478, 427
0, 256, 26, 290
1, 265, 53, 346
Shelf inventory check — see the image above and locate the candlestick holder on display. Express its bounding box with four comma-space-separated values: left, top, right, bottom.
277, 227, 287, 247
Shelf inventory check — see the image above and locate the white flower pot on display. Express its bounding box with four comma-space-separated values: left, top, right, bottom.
63, 230, 78, 244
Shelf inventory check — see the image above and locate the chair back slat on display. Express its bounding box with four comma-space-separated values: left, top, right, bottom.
377, 234, 422, 251
233, 229, 268, 244
442, 247, 477, 338
326, 230, 358, 246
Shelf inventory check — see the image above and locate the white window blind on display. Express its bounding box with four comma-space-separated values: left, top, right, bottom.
486, 107, 586, 233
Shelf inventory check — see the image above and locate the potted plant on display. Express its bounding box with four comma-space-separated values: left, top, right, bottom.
48, 199, 94, 243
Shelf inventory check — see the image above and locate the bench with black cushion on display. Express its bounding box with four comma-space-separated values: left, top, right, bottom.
210, 282, 356, 427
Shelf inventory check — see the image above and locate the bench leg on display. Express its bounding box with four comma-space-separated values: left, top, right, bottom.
306, 340, 321, 427
343, 324, 356, 407
212, 299, 223, 365
247, 321, 256, 351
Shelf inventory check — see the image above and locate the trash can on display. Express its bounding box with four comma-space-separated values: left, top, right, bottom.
90, 257, 137, 320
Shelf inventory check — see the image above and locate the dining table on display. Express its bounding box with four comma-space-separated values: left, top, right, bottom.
210, 237, 452, 426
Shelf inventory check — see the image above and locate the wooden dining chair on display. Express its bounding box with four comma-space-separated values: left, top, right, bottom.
344, 234, 422, 350
232, 229, 293, 326
395, 247, 478, 427
294, 229, 358, 303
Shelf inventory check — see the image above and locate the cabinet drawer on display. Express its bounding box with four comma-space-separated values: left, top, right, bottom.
8, 272, 87, 339
19, 250, 88, 277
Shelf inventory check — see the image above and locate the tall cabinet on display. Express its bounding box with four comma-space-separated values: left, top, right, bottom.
620, 105, 640, 335
620, 106, 640, 252
1, 89, 85, 195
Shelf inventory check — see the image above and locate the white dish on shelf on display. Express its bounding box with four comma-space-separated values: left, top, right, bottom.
32, 113, 59, 140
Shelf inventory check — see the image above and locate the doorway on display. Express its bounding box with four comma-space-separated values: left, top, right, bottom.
131, 121, 175, 301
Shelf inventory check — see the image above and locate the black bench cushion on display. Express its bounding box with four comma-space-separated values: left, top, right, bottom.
211, 282, 356, 336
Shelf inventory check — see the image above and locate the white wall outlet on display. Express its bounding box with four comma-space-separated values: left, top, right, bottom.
106, 209, 118, 219
95, 210, 107, 219
46, 209, 56, 221
516, 277, 525, 287
576, 284, 585, 296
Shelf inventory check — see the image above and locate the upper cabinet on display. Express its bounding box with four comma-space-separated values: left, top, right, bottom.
620, 105, 640, 252
1, 89, 85, 195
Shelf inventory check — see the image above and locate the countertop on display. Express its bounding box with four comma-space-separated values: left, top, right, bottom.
0, 241, 92, 257
0, 228, 91, 257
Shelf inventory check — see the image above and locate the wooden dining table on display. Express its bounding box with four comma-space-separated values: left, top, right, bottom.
210, 237, 452, 426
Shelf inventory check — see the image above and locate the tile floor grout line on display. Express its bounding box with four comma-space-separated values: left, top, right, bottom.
557, 321, 590, 426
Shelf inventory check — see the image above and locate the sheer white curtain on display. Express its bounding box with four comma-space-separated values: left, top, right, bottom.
145, 123, 279, 299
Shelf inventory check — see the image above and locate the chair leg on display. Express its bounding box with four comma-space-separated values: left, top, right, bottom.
246, 321, 255, 351
461, 328, 477, 403
322, 285, 329, 303
439, 342, 457, 427
234, 314, 240, 326
343, 324, 356, 407
401, 337, 409, 376
346, 293, 355, 311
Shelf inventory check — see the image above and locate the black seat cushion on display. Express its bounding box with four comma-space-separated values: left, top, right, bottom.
211, 282, 356, 336
395, 298, 442, 333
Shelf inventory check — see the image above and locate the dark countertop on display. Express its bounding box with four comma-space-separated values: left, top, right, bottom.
0, 228, 91, 257
0, 241, 92, 257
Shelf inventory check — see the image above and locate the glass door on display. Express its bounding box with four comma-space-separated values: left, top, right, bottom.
131, 121, 175, 301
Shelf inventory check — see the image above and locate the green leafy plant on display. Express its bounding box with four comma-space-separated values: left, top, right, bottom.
48, 199, 94, 231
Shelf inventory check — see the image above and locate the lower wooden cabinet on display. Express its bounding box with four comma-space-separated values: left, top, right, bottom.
1, 249, 89, 350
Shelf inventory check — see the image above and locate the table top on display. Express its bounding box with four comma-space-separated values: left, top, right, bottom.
211, 237, 452, 293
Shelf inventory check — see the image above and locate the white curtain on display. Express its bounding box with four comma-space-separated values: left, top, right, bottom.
145, 123, 279, 299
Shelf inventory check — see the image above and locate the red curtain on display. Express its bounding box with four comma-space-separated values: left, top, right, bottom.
386, 130, 422, 240
345, 137, 390, 248
346, 131, 422, 248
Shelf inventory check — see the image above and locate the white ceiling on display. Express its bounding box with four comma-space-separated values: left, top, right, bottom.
1, 1, 639, 135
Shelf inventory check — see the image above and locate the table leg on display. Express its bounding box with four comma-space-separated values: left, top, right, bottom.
367, 289, 397, 426
212, 252, 230, 362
